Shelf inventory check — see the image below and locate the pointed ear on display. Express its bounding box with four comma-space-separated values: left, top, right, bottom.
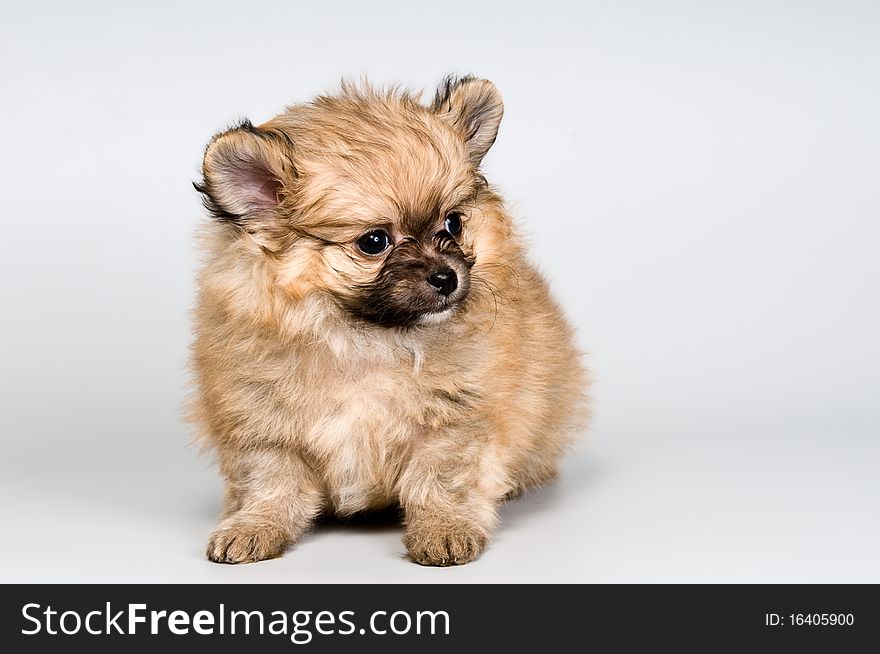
432, 76, 504, 166
195, 120, 295, 230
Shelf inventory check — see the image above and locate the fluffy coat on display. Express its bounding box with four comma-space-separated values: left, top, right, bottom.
190, 77, 589, 565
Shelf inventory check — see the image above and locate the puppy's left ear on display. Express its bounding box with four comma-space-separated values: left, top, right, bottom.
432, 76, 504, 166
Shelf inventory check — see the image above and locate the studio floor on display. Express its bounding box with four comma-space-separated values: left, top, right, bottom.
2, 414, 876, 583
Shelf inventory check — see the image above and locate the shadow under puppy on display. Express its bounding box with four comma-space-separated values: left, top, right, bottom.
191, 77, 589, 566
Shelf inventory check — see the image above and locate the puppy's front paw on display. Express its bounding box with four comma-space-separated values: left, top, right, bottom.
404, 516, 488, 566
206, 516, 289, 564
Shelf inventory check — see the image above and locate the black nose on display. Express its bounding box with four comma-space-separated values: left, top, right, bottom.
426, 268, 458, 296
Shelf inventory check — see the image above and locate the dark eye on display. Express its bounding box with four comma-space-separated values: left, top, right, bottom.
444, 212, 463, 236
356, 230, 392, 255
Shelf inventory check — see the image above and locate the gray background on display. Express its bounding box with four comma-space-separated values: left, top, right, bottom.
1, 0, 878, 583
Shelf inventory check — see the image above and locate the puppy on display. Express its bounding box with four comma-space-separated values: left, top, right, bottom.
190, 77, 589, 566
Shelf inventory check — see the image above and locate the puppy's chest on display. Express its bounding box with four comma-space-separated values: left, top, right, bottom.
299, 370, 426, 513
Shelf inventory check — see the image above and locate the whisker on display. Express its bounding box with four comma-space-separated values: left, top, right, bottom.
471, 277, 499, 333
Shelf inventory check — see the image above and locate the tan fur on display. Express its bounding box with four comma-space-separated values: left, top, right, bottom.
189, 78, 590, 566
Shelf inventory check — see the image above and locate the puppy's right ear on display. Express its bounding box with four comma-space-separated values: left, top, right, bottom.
195, 120, 295, 231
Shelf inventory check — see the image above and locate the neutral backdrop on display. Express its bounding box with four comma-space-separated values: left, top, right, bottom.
1, 0, 878, 583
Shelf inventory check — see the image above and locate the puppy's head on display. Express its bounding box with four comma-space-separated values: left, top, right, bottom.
196, 77, 507, 328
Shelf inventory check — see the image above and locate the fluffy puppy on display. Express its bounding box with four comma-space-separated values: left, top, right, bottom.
190, 77, 589, 566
